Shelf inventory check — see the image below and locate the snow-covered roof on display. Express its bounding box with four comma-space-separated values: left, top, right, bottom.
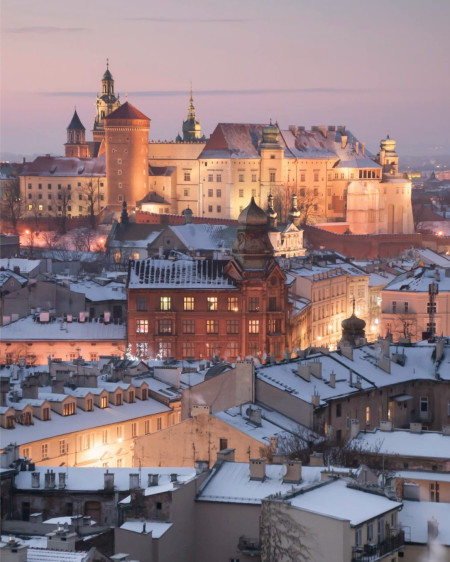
128, 258, 237, 289
21, 154, 105, 178
368, 271, 396, 287
413, 248, 450, 267
14, 465, 196, 492
213, 403, 315, 446
120, 520, 173, 538
350, 429, 450, 460
0, 316, 126, 341
0, 269, 27, 286
167, 224, 231, 251
400, 500, 450, 546
394, 470, 450, 483
197, 463, 341, 505
0, 398, 170, 449
384, 266, 450, 293
0, 258, 41, 274
289, 478, 401, 526
70, 280, 126, 302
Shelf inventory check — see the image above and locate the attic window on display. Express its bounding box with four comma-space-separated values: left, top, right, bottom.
77, 166, 85, 174
50, 165, 57, 174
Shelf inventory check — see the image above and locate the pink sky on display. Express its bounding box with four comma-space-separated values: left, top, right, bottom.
2, 0, 450, 157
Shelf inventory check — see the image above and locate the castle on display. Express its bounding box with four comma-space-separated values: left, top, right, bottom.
19, 63, 414, 235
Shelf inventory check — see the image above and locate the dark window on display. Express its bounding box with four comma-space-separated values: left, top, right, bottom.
336, 403, 342, 417
219, 438, 228, 450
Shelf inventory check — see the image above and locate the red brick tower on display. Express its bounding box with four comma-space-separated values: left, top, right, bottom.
104, 102, 150, 210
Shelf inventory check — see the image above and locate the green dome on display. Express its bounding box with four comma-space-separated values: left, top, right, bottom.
238, 197, 268, 227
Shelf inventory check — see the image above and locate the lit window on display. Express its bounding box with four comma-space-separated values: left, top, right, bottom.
184, 297, 195, 311
206, 320, 218, 334
228, 297, 239, 312
136, 319, 149, 333
227, 342, 239, 357
207, 297, 218, 311
249, 297, 260, 312
365, 406, 371, 425
160, 297, 171, 311
158, 342, 172, 359
135, 342, 148, 358
41, 443, 48, 459
182, 342, 195, 358
248, 320, 260, 334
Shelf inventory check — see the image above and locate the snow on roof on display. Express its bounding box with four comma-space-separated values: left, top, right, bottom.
394, 470, 450, 483
197, 463, 336, 505
0, 397, 169, 449
43, 516, 95, 526
167, 224, 230, 251
350, 429, 450, 460
70, 280, 126, 302
384, 266, 450, 292
213, 403, 314, 446
400, 500, 450, 546
289, 478, 401, 526
0, 316, 126, 341
21, 154, 105, 178
0, 258, 41, 274
413, 248, 450, 267
14, 466, 196, 492
26, 549, 89, 562
128, 258, 237, 289
120, 520, 173, 538
0, 269, 27, 286
368, 271, 396, 287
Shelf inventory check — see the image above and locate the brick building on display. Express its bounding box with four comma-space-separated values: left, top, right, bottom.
127, 198, 291, 361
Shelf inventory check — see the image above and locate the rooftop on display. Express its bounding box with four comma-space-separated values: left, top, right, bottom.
399, 500, 450, 546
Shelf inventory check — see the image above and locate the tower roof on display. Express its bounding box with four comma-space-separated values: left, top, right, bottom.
67, 110, 85, 131
105, 101, 150, 122
238, 197, 268, 227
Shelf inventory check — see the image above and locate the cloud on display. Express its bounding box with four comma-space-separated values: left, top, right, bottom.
123, 17, 252, 23
5, 26, 87, 34
43, 87, 375, 98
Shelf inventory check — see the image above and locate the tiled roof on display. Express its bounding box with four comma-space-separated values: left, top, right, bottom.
105, 101, 150, 121
21, 155, 105, 178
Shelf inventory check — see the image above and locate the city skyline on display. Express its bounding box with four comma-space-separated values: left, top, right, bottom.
2, 0, 450, 157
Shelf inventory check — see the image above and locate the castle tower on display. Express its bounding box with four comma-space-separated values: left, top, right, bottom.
92, 60, 120, 143
377, 134, 399, 175
104, 102, 150, 209
178, 88, 204, 142
260, 122, 284, 208
65, 110, 89, 157
266, 193, 278, 230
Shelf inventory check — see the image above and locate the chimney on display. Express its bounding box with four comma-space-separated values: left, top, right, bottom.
269, 436, 278, 453
380, 420, 393, 432
129, 473, 140, 490
297, 363, 310, 381
309, 452, 324, 467
247, 407, 262, 426
52, 379, 64, 394
32, 471, 40, 488
58, 473, 66, 489
83, 516, 91, 527
410, 422, 422, 434
217, 448, 235, 462
442, 425, 450, 436
341, 135, 348, 149
340, 347, 353, 361
350, 419, 360, 438
191, 404, 211, 417
249, 458, 266, 481
195, 461, 210, 474
148, 473, 159, 486
282, 460, 302, 484
104, 470, 114, 491
329, 372, 336, 388
355, 142, 359, 155
311, 393, 320, 407
309, 361, 322, 379
45, 469, 56, 489
22, 377, 39, 400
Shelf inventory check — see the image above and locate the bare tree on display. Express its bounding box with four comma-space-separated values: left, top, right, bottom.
260, 499, 312, 562
79, 179, 100, 230
55, 186, 71, 234
298, 188, 320, 226
71, 228, 97, 252
2, 178, 23, 232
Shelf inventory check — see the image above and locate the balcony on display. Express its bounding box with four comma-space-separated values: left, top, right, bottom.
351, 530, 404, 561
237, 536, 261, 557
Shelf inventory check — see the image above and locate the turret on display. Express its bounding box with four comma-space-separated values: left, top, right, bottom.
266, 193, 278, 229
181, 88, 204, 141
288, 193, 301, 227
65, 110, 89, 157
92, 60, 121, 143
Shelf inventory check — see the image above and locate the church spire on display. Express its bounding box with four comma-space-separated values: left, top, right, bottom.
93, 61, 121, 142
181, 86, 204, 142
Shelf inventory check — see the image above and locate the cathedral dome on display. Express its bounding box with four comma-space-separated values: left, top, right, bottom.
262, 122, 280, 145
238, 197, 268, 227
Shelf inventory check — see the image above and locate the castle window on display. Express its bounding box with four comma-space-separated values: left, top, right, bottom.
68, 206, 72, 211
158, 342, 172, 359
38, 184, 42, 189
207, 297, 218, 311
216, 174, 222, 182
208, 205, 213, 212
184, 172, 191, 181
182, 342, 195, 358
118, 195, 123, 202
251, 189, 256, 197
252, 174, 257, 182
48, 184, 51, 189
392, 301, 397, 313
227, 342, 239, 357
248, 342, 259, 355
28, 193, 31, 199
228, 297, 239, 312
313, 173, 319, 182
184, 189, 189, 196
239, 189, 244, 198
270, 155, 275, 159
79, 194, 82, 200
184, 297, 195, 311
38, 193, 42, 199
28, 183, 31, 189
38, 204, 43, 211
48, 206, 52, 211
208, 189, 213, 197
269, 172, 276, 182
78, 182, 81, 187
300, 173, 306, 182
158, 319, 173, 334
239, 174, 244, 182
68, 184, 71, 189
79, 206, 83, 212
249, 297, 260, 312
300, 188, 305, 197
248, 320, 260, 334
216, 189, 222, 198
208, 173, 213, 182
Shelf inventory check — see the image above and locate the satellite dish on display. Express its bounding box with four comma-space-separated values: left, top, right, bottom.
281, 464, 288, 476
